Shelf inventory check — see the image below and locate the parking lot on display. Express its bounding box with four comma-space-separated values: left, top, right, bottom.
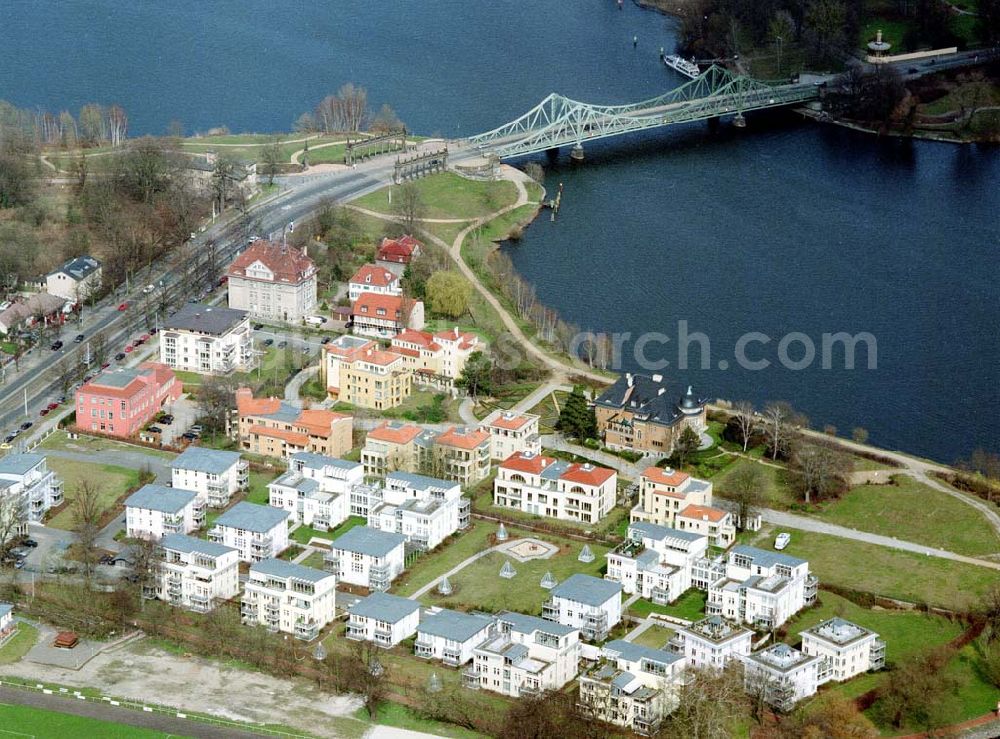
156, 395, 200, 447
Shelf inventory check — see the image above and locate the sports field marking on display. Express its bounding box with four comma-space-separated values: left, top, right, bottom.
0, 729, 36, 738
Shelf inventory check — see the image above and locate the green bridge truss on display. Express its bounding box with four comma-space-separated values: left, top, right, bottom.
467, 66, 821, 158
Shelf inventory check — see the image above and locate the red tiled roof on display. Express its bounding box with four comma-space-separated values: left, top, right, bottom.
489, 413, 532, 431
392, 329, 441, 352
235, 388, 282, 417
435, 426, 490, 450
367, 422, 423, 445
376, 235, 422, 263
679, 504, 729, 523
643, 466, 690, 487
359, 349, 406, 367
248, 423, 309, 447
227, 239, 315, 284
433, 327, 478, 349
325, 338, 377, 360
561, 463, 616, 486
501, 452, 555, 474
296, 409, 351, 437
352, 293, 407, 319
349, 264, 398, 288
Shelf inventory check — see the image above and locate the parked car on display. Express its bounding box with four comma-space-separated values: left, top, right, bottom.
118, 302, 129, 311
142, 284, 155, 294
147, 426, 162, 434
99, 555, 115, 565
181, 431, 198, 441
39, 408, 49, 417
22, 539, 37, 548
101, 362, 110, 369
4, 434, 17, 444
253, 323, 263, 331
774, 532, 791, 550
263, 338, 274, 347
50, 341, 63, 351
20, 422, 32, 431
115, 352, 126, 361
134, 338, 145, 347
124, 345, 134, 353
74, 334, 85, 343
47, 402, 60, 411
158, 414, 174, 425
320, 336, 332, 345
278, 341, 287, 348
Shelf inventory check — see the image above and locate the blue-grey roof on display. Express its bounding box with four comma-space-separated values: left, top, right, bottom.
594, 374, 702, 428
629, 521, 703, 543
635, 550, 661, 569
173, 447, 241, 475
551, 574, 622, 607
214, 501, 289, 533
500, 611, 575, 638
418, 609, 494, 642
349, 592, 420, 623
604, 639, 682, 667
386, 471, 454, 491
258, 402, 302, 425
89, 367, 145, 389
251, 557, 333, 584
163, 303, 247, 336
160, 534, 235, 559
292, 452, 360, 471
539, 459, 571, 481
611, 671, 637, 690
0, 603, 11, 619
271, 472, 320, 494
125, 484, 197, 514
51, 255, 100, 280
731, 545, 806, 569
0, 452, 45, 476
332, 525, 405, 557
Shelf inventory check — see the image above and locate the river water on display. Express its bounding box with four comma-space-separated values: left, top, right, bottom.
3, 0, 998, 460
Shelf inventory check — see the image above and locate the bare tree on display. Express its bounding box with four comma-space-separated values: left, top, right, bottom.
72, 478, 105, 586
756, 401, 804, 461
787, 445, 853, 503
720, 463, 765, 531
261, 138, 283, 186
0, 491, 27, 554
658, 663, 752, 738
851, 426, 869, 444
392, 181, 426, 233
197, 376, 238, 435
346, 639, 389, 720
731, 401, 756, 453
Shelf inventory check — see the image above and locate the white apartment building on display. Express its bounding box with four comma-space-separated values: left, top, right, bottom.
346, 591, 421, 648
389, 327, 481, 386
799, 617, 886, 683
367, 472, 467, 550
149, 534, 240, 612
0, 453, 63, 535
125, 484, 203, 540
493, 452, 617, 525
480, 410, 541, 461
743, 643, 822, 712
46, 255, 102, 303
415, 608, 496, 666
466, 612, 581, 697
171, 447, 248, 508
208, 502, 290, 562
579, 640, 686, 736
347, 264, 401, 304
707, 546, 818, 629
159, 304, 254, 374
543, 574, 622, 642
604, 522, 708, 604
267, 452, 363, 530
676, 504, 737, 548
670, 615, 753, 669
241, 558, 337, 641
227, 239, 317, 324
326, 525, 406, 591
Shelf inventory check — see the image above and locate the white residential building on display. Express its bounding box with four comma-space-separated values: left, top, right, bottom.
743, 643, 822, 712
346, 591, 421, 648
670, 615, 753, 669
46, 255, 102, 303
799, 617, 886, 683
267, 453, 362, 530
326, 525, 406, 591
480, 410, 541, 461
466, 612, 581, 697
171, 447, 248, 508
227, 239, 318, 324
124, 484, 203, 540
0, 603, 15, 646
415, 608, 496, 666
675, 504, 737, 548
707, 546, 818, 629
579, 640, 686, 736
149, 534, 240, 612
630, 466, 716, 530
159, 303, 254, 374
0, 453, 63, 536
348, 264, 402, 304
543, 573, 622, 642
493, 452, 617, 525
241, 558, 337, 641
367, 472, 467, 550
604, 522, 708, 604
208, 502, 290, 562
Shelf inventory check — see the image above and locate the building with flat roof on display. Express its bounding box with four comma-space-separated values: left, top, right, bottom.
367, 472, 468, 550
670, 616, 753, 669
208, 501, 290, 562
494, 452, 617, 525
76, 362, 181, 438
148, 534, 239, 612
227, 239, 317, 324
605, 522, 708, 605
232, 387, 353, 459
346, 592, 421, 648
171, 448, 248, 508
595, 374, 706, 456
327, 525, 406, 590
268, 452, 362, 531
707, 546, 817, 629
543, 573, 622, 641
743, 643, 822, 712
799, 617, 885, 683
160, 304, 254, 374
0, 453, 63, 536
415, 609, 496, 666
125, 484, 202, 540
480, 410, 541, 461
241, 558, 337, 641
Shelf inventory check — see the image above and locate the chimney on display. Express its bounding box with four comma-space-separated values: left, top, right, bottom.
652, 373, 663, 383
626, 373, 633, 387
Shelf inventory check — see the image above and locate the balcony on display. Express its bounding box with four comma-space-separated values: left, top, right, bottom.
816, 656, 833, 683
457, 498, 471, 529
650, 587, 671, 605
162, 517, 184, 535
373, 628, 393, 646
706, 602, 723, 616
462, 667, 481, 689
240, 600, 258, 620
189, 593, 212, 612
442, 647, 462, 666
768, 679, 796, 712
369, 564, 392, 591
582, 611, 610, 641
323, 551, 339, 572
633, 715, 663, 736
667, 635, 685, 655
870, 639, 887, 670
294, 621, 319, 641
236, 462, 250, 489
250, 536, 273, 553
414, 640, 434, 659
804, 575, 819, 604
519, 683, 541, 698
346, 622, 366, 641
541, 600, 559, 621
207, 526, 223, 543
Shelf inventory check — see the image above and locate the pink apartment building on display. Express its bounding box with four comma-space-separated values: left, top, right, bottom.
75, 362, 182, 438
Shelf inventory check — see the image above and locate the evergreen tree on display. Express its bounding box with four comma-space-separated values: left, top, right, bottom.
457, 351, 493, 398
672, 426, 701, 467
557, 386, 597, 440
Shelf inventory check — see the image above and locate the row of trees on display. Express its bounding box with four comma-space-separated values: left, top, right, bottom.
294, 83, 404, 135
0, 100, 128, 151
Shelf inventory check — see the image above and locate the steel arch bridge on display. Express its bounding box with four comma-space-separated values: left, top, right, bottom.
467, 66, 821, 158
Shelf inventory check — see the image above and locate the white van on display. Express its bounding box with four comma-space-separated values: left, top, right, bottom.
774, 532, 791, 550
305, 315, 325, 327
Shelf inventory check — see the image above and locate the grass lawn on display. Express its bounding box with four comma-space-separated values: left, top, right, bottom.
357, 702, 486, 739
527, 390, 569, 434
629, 589, 707, 621
629, 624, 675, 650
245, 470, 279, 505
712, 458, 797, 509
394, 520, 498, 597
380, 390, 462, 424
420, 536, 611, 615
293, 515, 367, 546
354, 173, 518, 221
752, 527, 1000, 610
0, 702, 168, 738
40, 431, 176, 460
813, 475, 1000, 557
47, 459, 141, 530
0, 622, 39, 664
301, 551, 326, 569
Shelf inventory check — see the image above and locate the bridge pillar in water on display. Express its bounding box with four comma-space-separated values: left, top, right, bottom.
733, 112, 747, 128
570, 143, 585, 162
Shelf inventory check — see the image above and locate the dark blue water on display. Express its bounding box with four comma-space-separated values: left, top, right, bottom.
3, 1, 998, 461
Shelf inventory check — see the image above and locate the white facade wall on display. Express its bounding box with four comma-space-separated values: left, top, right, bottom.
209, 521, 289, 563
605, 524, 708, 601
171, 460, 248, 508
742, 648, 821, 710
481, 412, 541, 461
154, 544, 240, 612
332, 542, 405, 590
159, 320, 254, 374
677, 624, 753, 669
470, 617, 581, 696
241, 566, 337, 640
494, 460, 617, 525
125, 501, 200, 540
708, 548, 815, 628
228, 272, 317, 324
347, 610, 419, 648
547, 594, 622, 640
0, 455, 64, 531
800, 621, 885, 682
367, 474, 463, 550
